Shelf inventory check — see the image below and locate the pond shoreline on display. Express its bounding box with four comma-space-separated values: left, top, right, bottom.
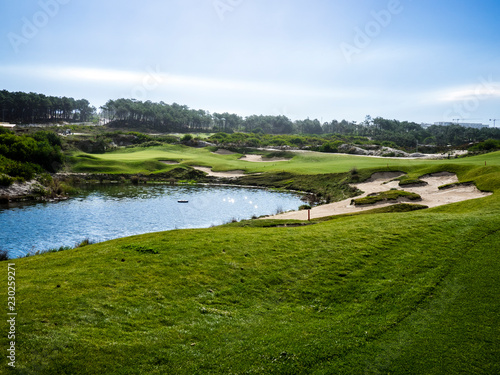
1, 182, 306, 258
1, 169, 316, 206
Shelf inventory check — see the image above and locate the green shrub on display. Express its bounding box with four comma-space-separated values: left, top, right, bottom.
398, 177, 427, 186
0, 249, 9, 261
139, 141, 164, 148
76, 238, 95, 248
320, 140, 343, 153
5, 161, 42, 181
353, 190, 421, 205
264, 151, 294, 159
468, 139, 500, 152
0, 173, 14, 186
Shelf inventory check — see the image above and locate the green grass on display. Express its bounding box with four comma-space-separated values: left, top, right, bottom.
67, 145, 248, 174
67, 146, 500, 175
1, 153, 500, 374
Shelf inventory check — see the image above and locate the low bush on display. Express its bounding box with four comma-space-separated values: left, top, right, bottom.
138, 141, 164, 148
76, 238, 95, 247
468, 139, 500, 152
0, 249, 9, 261
0, 173, 14, 186
397, 177, 428, 186
353, 190, 421, 205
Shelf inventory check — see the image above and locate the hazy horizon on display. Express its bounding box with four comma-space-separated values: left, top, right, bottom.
1, 0, 500, 125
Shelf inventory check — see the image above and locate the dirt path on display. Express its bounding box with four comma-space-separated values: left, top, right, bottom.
265, 172, 492, 220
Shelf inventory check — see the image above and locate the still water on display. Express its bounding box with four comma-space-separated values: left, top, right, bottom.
0, 184, 304, 258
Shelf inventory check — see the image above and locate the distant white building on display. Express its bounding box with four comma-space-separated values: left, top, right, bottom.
434, 122, 489, 129
0, 123, 16, 128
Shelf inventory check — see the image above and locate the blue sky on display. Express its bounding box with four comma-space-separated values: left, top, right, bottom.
1, 0, 499, 125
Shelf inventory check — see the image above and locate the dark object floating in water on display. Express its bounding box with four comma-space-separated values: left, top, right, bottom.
177, 200, 189, 203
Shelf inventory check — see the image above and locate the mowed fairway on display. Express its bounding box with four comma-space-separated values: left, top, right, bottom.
2, 151, 499, 374
69, 145, 500, 175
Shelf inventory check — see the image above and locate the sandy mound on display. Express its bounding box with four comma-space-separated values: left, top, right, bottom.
365, 171, 405, 182
401, 174, 490, 208
191, 166, 246, 178
212, 149, 237, 155
353, 172, 405, 192
265, 172, 492, 220
0, 180, 39, 198
240, 154, 290, 162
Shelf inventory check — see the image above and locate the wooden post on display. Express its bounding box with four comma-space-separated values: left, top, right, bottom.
308, 209, 311, 221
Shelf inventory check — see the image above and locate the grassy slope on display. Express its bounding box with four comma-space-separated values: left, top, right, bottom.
68, 146, 500, 175
2, 153, 500, 374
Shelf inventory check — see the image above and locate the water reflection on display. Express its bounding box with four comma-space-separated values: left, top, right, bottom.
0, 184, 303, 258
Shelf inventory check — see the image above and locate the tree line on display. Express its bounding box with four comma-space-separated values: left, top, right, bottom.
0, 90, 96, 124
2, 91, 499, 148
103, 98, 322, 135
104, 99, 500, 148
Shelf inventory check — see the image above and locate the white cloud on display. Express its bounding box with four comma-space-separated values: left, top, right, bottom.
0, 64, 364, 100
437, 80, 500, 102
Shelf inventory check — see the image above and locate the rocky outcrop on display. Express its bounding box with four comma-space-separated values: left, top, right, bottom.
337, 144, 411, 157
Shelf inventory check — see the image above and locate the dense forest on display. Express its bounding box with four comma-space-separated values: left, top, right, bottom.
0, 90, 96, 124
2, 91, 500, 148
104, 99, 500, 147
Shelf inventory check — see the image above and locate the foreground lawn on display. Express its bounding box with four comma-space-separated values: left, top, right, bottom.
1, 157, 499, 374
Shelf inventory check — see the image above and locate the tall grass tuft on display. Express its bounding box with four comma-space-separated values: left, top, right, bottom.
76, 238, 95, 248
0, 249, 9, 261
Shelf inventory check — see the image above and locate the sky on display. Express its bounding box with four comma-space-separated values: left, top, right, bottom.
1, 0, 500, 125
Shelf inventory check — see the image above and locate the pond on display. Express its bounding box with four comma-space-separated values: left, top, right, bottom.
0, 184, 304, 258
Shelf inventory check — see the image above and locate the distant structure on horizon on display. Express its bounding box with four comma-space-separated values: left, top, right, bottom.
433, 122, 489, 129
0, 123, 16, 128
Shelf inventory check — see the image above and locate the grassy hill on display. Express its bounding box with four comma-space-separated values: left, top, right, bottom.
67, 145, 500, 175
1, 151, 499, 374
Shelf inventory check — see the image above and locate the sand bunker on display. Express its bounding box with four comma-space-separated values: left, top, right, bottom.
160, 160, 180, 165
191, 166, 246, 178
212, 149, 237, 155
266, 172, 492, 220
240, 154, 290, 162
